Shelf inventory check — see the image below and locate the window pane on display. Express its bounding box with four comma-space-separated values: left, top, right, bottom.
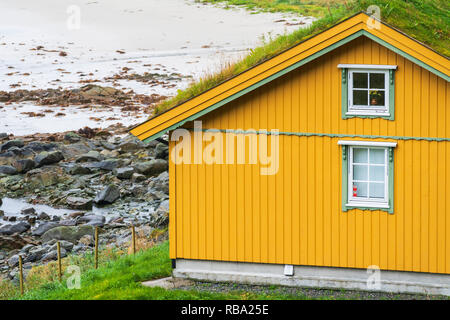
353, 148, 368, 163
369, 166, 384, 182
353, 72, 368, 88
353, 182, 368, 197
370, 73, 385, 89
353, 164, 368, 180
369, 182, 385, 198
369, 90, 385, 106
369, 149, 385, 164
353, 90, 368, 105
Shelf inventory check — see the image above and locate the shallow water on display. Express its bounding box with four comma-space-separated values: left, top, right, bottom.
0, 197, 79, 225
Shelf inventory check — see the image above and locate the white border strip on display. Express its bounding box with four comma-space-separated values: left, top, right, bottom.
338, 140, 397, 147
337, 64, 398, 70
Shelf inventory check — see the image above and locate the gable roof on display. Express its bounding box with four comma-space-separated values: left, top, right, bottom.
130, 12, 450, 142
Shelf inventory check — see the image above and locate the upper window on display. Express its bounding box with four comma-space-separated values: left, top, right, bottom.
338, 64, 397, 120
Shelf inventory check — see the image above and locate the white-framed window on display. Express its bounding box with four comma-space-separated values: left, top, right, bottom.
348, 69, 389, 115
338, 140, 396, 212
348, 146, 388, 208
338, 64, 397, 119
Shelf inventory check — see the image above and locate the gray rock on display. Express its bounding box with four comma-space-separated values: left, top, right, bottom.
49, 240, 74, 252
87, 159, 120, 171
0, 133, 8, 139
41, 247, 67, 261
38, 212, 50, 220
64, 132, 81, 143
133, 159, 168, 176
20, 244, 35, 253
155, 142, 169, 159
118, 140, 143, 152
59, 219, 77, 226
41, 225, 95, 244
34, 151, 64, 167
31, 222, 60, 236
69, 164, 92, 175
150, 171, 169, 194
21, 207, 36, 215
13, 159, 35, 173
77, 214, 105, 227
76, 151, 102, 163
94, 185, 120, 204
24, 247, 47, 263
73, 243, 88, 253
66, 196, 93, 210
113, 167, 134, 179
0, 165, 17, 175
0, 139, 24, 152
7, 255, 20, 267
0, 221, 30, 235
131, 172, 146, 183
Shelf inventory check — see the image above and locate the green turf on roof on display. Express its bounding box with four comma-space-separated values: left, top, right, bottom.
153, 0, 449, 115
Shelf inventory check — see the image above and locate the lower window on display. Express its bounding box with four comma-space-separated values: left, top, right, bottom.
338, 140, 396, 213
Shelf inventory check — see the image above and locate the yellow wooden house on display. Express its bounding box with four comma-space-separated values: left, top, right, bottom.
131, 12, 450, 295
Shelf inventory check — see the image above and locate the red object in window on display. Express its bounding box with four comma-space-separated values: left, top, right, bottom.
353, 185, 357, 197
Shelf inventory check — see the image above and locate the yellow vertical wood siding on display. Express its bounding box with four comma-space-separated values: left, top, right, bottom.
170, 37, 450, 274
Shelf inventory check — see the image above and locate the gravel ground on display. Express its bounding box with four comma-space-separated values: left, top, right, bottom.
176, 280, 449, 300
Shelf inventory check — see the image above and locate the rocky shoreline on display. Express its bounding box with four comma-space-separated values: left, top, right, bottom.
0, 125, 170, 282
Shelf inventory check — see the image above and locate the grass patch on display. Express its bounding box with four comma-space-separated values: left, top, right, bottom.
153, 0, 449, 115
4, 241, 448, 300
195, 0, 341, 17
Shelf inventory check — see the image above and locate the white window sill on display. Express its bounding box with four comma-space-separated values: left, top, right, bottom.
345, 111, 390, 117
346, 202, 390, 209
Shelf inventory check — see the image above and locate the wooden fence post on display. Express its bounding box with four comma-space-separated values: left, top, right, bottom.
18, 255, 24, 295
57, 241, 62, 282
131, 225, 136, 255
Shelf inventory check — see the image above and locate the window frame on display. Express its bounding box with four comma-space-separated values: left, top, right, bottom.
338, 140, 396, 213
347, 146, 389, 208
338, 64, 397, 120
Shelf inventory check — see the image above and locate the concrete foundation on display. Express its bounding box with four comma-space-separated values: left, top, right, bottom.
173, 259, 450, 296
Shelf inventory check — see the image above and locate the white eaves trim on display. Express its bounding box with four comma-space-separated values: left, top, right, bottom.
337, 64, 398, 70
338, 140, 397, 147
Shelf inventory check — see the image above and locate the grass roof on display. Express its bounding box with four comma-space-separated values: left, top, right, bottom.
154, 0, 449, 115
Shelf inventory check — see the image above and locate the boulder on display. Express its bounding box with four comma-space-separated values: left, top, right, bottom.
76, 151, 102, 163
66, 197, 93, 210
34, 151, 64, 167
0, 221, 30, 235
64, 132, 81, 143
154, 142, 169, 159
13, 159, 35, 173
89, 159, 119, 171
24, 247, 47, 263
69, 164, 91, 175
0, 165, 17, 175
41, 247, 67, 261
7, 255, 20, 267
113, 167, 134, 179
41, 225, 95, 244
49, 240, 74, 252
38, 212, 50, 220
133, 159, 168, 176
0, 139, 24, 152
77, 214, 105, 227
150, 171, 169, 194
21, 207, 36, 215
0, 234, 37, 250
31, 221, 60, 237
94, 185, 120, 204
131, 172, 146, 183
